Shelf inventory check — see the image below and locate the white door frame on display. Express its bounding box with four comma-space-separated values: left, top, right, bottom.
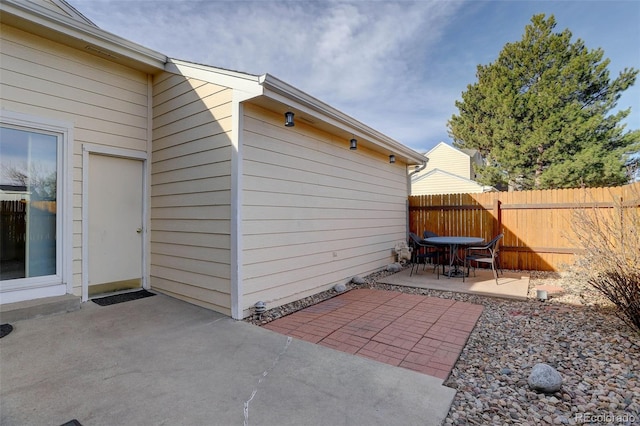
81, 144, 149, 302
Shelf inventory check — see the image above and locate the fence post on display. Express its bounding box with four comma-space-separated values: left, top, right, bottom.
620, 195, 624, 254
492, 199, 502, 237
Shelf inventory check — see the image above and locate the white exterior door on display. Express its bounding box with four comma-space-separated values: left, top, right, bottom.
87, 154, 144, 296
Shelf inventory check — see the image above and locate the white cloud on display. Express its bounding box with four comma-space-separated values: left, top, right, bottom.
72, 0, 640, 152
75, 0, 463, 148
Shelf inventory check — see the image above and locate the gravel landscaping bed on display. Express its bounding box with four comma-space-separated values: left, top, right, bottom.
247, 267, 639, 425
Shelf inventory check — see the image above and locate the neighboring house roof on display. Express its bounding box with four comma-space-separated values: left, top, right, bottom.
423, 141, 465, 159
411, 168, 495, 194
412, 168, 476, 185
460, 148, 478, 157
411, 142, 494, 194
423, 142, 482, 165
418, 142, 475, 179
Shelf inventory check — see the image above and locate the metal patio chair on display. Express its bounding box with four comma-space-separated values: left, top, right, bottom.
465, 233, 504, 284
422, 230, 447, 275
408, 232, 440, 277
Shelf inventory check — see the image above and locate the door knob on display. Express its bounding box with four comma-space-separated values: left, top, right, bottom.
136, 228, 143, 234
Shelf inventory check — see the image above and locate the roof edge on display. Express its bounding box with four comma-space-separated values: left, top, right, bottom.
166, 59, 262, 90
425, 141, 472, 159
1, 0, 166, 72
412, 168, 489, 188
165, 59, 265, 102
259, 73, 426, 165
52, 0, 97, 26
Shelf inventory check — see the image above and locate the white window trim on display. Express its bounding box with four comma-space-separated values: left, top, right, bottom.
0, 110, 73, 304
81, 144, 149, 302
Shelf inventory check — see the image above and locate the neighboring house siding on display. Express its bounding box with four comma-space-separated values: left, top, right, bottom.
150, 72, 233, 315
423, 144, 471, 179
412, 171, 486, 195
1, 23, 150, 296
240, 104, 406, 314
411, 142, 491, 195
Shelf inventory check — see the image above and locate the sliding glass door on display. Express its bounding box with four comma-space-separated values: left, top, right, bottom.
0, 126, 60, 283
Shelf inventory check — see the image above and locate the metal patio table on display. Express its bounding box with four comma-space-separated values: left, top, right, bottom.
423, 236, 485, 280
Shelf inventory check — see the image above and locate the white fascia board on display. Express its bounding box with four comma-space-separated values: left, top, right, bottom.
259, 73, 426, 165
424, 142, 447, 157
411, 168, 438, 183
166, 59, 264, 99
1, 0, 166, 71
424, 141, 470, 159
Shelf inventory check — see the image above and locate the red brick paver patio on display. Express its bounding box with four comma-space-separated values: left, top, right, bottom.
262, 288, 484, 380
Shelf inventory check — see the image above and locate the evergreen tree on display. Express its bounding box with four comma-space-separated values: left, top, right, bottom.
448, 14, 639, 190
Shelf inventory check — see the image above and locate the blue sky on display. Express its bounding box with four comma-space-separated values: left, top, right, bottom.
73, 0, 640, 154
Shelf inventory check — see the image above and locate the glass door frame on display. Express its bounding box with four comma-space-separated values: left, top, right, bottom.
0, 110, 72, 303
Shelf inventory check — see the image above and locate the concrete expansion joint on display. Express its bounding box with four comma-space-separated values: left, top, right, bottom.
243, 336, 292, 426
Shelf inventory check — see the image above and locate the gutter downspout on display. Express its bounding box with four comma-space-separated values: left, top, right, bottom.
408, 160, 428, 179
408, 159, 428, 194
406, 160, 428, 236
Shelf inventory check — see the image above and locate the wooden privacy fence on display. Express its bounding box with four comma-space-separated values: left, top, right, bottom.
408, 182, 640, 271
1, 200, 56, 262
1, 200, 26, 261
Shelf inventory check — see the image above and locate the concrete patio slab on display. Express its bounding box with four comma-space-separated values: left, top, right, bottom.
377, 267, 530, 300
263, 288, 484, 381
0, 293, 456, 426
0, 294, 80, 323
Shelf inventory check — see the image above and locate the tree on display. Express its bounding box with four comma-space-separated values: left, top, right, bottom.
2, 162, 57, 200
448, 14, 640, 190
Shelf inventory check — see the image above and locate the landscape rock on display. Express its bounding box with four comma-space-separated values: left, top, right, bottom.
528, 363, 563, 393
351, 276, 366, 285
386, 263, 402, 272
333, 283, 347, 293
245, 267, 640, 425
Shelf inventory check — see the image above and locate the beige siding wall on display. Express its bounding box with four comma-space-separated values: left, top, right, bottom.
150, 72, 233, 315
0, 23, 150, 296
241, 104, 408, 315
424, 144, 471, 179
412, 173, 484, 195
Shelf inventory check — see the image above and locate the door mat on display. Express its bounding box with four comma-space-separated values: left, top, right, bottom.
0, 323, 13, 338
92, 290, 155, 306
60, 420, 82, 426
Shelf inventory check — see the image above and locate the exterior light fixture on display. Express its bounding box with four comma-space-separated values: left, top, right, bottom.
389, 154, 396, 163
350, 138, 357, 150
284, 111, 295, 127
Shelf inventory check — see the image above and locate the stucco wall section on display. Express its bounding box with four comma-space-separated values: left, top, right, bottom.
150, 72, 233, 315
0, 23, 150, 296
240, 103, 407, 314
